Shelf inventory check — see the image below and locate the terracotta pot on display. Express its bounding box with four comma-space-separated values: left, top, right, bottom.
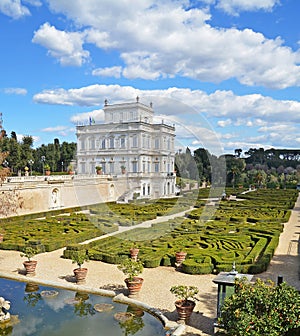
130, 248, 139, 260
45, 170, 51, 176
73, 267, 88, 284
175, 251, 187, 265
23, 260, 37, 276
0, 234, 3, 243
125, 277, 144, 297
175, 299, 196, 322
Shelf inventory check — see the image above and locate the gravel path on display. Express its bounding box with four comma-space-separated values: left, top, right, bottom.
0, 194, 299, 335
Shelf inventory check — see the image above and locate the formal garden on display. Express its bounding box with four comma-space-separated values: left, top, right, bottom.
0, 188, 298, 276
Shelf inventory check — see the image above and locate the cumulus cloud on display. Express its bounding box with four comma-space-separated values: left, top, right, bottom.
3, 87, 27, 95
216, 0, 280, 16
218, 119, 232, 127
70, 108, 104, 125
0, 0, 31, 19
0, 0, 42, 19
33, 83, 299, 153
32, 23, 89, 66
33, 84, 300, 125
36, 0, 300, 89
92, 66, 122, 78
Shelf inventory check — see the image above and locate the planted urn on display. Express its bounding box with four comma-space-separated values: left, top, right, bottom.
118, 258, 144, 297
71, 250, 89, 284
20, 246, 38, 276
170, 285, 199, 322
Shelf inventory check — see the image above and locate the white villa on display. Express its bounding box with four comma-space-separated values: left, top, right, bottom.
76, 98, 177, 201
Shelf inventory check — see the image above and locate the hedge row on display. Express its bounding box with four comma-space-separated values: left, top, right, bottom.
78, 189, 298, 275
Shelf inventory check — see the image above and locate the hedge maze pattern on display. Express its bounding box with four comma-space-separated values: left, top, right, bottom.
0, 188, 298, 275
82, 189, 297, 275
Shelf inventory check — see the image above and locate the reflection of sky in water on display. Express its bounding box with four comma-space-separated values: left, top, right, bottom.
0, 278, 164, 336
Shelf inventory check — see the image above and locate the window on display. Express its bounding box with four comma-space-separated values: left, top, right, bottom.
132, 161, 138, 173
142, 135, 146, 148
155, 138, 159, 149
132, 135, 138, 147
80, 139, 85, 150
80, 162, 86, 173
109, 162, 114, 173
120, 137, 125, 148
89, 138, 95, 150
154, 162, 159, 172
101, 139, 106, 149
90, 162, 96, 173
109, 137, 114, 148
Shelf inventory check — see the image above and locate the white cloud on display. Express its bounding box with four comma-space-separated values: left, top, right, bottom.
70, 108, 104, 125
33, 83, 300, 153
217, 119, 232, 127
216, 0, 280, 16
23, 0, 42, 6
41, 125, 68, 132
32, 23, 89, 66
3, 87, 27, 95
0, 0, 30, 19
33, 84, 300, 125
92, 66, 122, 78
0, 0, 41, 19
41, 0, 300, 89
16, 133, 39, 144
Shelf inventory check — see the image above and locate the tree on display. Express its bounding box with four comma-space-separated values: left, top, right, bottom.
219, 278, 300, 336
0, 131, 24, 217
235, 148, 242, 158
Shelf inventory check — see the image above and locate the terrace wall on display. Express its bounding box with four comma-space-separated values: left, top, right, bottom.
0, 175, 128, 217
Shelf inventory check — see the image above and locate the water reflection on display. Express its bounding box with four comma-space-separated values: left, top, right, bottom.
0, 278, 165, 336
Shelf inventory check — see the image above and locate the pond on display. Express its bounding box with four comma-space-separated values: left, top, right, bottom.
0, 277, 166, 336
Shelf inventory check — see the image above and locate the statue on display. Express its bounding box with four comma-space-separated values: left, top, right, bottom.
0, 297, 11, 323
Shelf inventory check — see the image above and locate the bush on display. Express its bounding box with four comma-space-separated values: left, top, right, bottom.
219, 278, 300, 336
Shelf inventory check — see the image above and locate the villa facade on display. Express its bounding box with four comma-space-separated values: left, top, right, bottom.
76, 98, 176, 200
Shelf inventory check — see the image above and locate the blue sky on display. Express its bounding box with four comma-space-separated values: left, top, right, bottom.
0, 0, 300, 156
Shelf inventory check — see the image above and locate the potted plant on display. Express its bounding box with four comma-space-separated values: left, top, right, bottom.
20, 246, 38, 276
67, 164, 74, 175
44, 164, 51, 176
71, 250, 89, 284
118, 258, 144, 297
129, 243, 139, 261
175, 243, 187, 267
95, 166, 102, 175
170, 285, 199, 322
121, 165, 126, 174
